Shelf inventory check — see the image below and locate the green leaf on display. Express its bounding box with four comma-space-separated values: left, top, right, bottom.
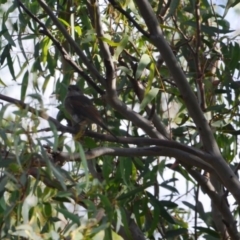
43, 203, 52, 217
57, 208, 80, 225
101, 37, 121, 47
76, 142, 89, 188
229, 42, 240, 70
58, 18, 70, 27
42, 75, 51, 94
91, 223, 109, 235
118, 207, 131, 239
145, 62, 155, 92
120, 158, 132, 185
184, 20, 234, 35
160, 200, 178, 209
160, 178, 179, 194
0, 176, 8, 196
21, 70, 29, 101
28, 93, 43, 104
147, 192, 176, 224
7, 54, 15, 80
44, 123, 58, 163
195, 227, 219, 237
140, 88, 159, 110
98, 195, 113, 220
1, 14, 16, 46
135, 54, 151, 79
147, 199, 160, 235
0, 78, 7, 87
117, 181, 153, 200
17, 34, 28, 62
15, 61, 28, 79
113, 35, 129, 61
182, 201, 195, 210
0, 44, 11, 65
47, 53, 57, 76
74, 26, 82, 36
164, 0, 180, 20
205, 104, 226, 113
223, 0, 240, 17
41, 37, 52, 63
165, 228, 188, 238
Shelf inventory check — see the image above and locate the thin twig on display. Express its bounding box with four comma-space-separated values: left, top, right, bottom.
108, 0, 150, 38
194, 0, 206, 111
0, 92, 219, 164
16, 0, 104, 95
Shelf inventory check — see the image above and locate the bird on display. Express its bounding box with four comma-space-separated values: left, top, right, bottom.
64, 85, 117, 139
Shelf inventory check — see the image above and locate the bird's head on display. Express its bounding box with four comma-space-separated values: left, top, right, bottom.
67, 85, 83, 96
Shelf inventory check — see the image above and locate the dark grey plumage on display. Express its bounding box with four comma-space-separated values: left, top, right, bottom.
64, 85, 116, 138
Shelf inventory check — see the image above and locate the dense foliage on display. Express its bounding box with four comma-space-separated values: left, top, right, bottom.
0, 0, 240, 239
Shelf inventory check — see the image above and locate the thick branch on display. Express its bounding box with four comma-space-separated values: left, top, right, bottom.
188, 169, 240, 240
87, 0, 166, 139
54, 146, 214, 172
128, 75, 170, 138
0, 93, 217, 163
134, 0, 217, 153
133, 0, 240, 206
19, 0, 168, 140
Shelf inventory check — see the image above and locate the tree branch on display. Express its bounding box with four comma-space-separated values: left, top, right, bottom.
86, 0, 166, 139
16, 0, 104, 94
53, 146, 214, 172
36, 0, 106, 87
188, 168, 240, 240
108, 0, 150, 38
0, 93, 72, 133
134, 0, 217, 152
133, 0, 240, 206
0, 93, 217, 166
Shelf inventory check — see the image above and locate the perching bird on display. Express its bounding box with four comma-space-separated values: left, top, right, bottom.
64, 85, 116, 139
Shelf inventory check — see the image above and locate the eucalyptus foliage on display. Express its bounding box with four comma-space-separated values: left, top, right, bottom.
0, 0, 240, 239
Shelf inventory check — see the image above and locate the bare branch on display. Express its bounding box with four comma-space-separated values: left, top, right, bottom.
194, 0, 206, 111
36, 0, 106, 86
133, 0, 240, 206
107, 0, 150, 38
53, 146, 214, 172
134, 0, 217, 152
16, 0, 104, 94
0, 92, 221, 167
87, 0, 166, 139
0, 93, 71, 133
188, 168, 240, 240
86, 0, 116, 93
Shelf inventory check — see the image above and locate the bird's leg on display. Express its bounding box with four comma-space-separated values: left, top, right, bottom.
73, 121, 88, 141
74, 128, 85, 141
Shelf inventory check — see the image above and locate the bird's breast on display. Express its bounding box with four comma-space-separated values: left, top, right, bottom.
72, 114, 89, 124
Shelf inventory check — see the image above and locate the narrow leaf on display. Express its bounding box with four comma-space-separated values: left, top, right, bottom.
135, 54, 151, 79
57, 208, 80, 225
140, 88, 159, 110
21, 70, 29, 101
113, 35, 129, 61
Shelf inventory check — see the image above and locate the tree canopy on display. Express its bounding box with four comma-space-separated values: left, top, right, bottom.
0, 0, 240, 239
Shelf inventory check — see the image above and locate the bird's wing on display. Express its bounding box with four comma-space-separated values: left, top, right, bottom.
66, 95, 106, 126
65, 95, 117, 138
